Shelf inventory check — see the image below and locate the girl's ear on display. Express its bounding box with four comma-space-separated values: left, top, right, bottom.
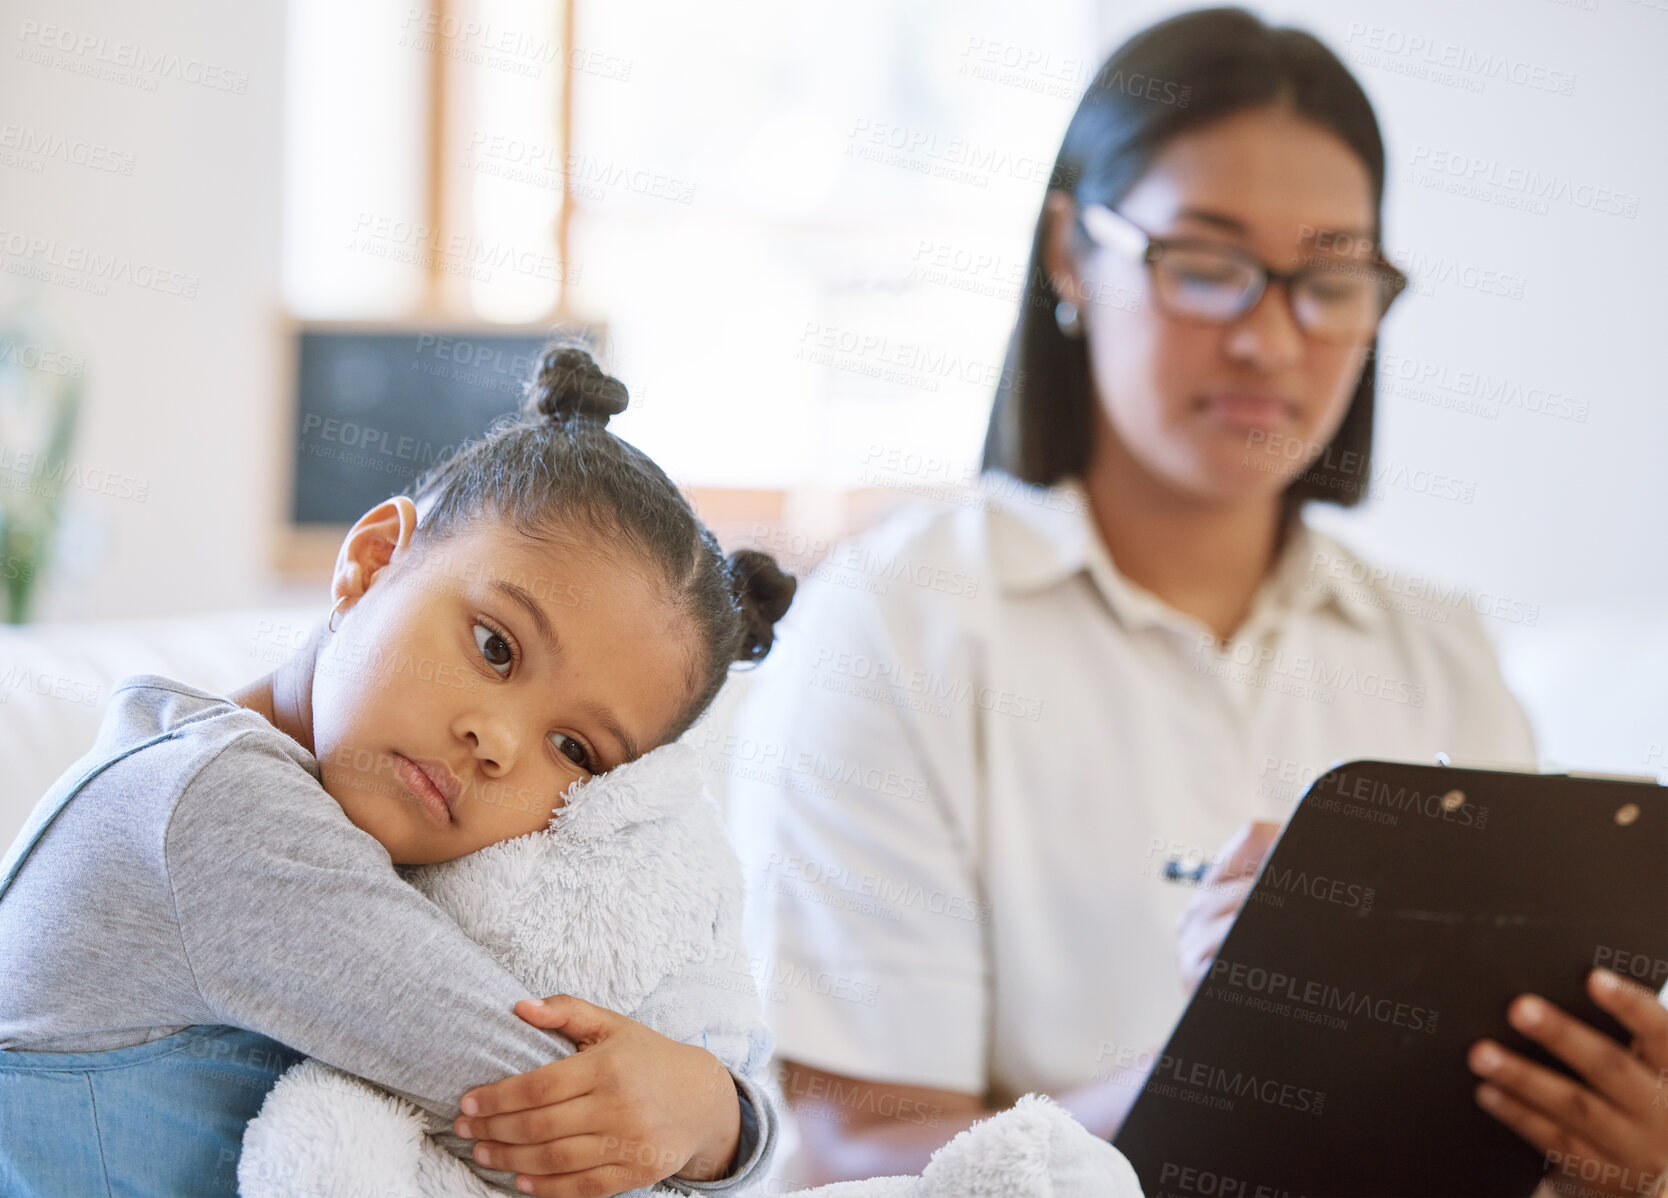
330, 496, 420, 609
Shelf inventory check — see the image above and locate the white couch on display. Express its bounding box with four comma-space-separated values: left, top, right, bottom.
0, 605, 323, 845
4, 606, 1665, 853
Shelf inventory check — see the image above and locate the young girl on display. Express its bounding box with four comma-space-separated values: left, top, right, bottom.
0, 344, 796, 1198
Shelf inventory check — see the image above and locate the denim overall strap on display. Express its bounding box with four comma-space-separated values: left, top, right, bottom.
0, 727, 181, 899
0, 730, 303, 1197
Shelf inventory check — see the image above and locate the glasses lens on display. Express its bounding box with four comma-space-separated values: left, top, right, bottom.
1153, 248, 1260, 321
1291, 263, 1392, 343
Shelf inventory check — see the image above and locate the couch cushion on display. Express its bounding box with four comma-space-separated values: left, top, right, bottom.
0, 606, 320, 846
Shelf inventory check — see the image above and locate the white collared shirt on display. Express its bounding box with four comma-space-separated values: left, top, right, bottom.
709, 475, 1535, 1102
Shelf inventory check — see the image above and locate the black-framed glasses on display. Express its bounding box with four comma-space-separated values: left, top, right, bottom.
1078, 203, 1408, 345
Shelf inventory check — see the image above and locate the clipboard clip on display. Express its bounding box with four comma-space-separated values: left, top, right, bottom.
1435, 753, 1663, 786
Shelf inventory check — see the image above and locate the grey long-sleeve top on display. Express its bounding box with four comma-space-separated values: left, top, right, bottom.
0, 676, 773, 1193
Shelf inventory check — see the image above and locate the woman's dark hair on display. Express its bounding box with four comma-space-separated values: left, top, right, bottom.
982, 6, 1386, 512
402, 341, 796, 743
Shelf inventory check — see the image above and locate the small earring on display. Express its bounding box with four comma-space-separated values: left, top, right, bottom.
1055, 299, 1083, 339
328, 595, 350, 635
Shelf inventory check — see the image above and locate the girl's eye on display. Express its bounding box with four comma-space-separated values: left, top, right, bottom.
550, 733, 594, 772
473, 622, 515, 676
470, 618, 592, 771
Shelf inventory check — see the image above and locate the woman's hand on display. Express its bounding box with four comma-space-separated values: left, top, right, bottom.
1175, 820, 1281, 991
452, 994, 742, 1197
1470, 969, 1668, 1198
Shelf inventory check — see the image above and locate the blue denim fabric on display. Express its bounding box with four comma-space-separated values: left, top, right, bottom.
0, 1025, 302, 1197
0, 728, 301, 1196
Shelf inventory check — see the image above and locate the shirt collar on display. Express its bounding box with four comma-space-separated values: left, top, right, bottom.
1282, 525, 1392, 633
983, 473, 1383, 634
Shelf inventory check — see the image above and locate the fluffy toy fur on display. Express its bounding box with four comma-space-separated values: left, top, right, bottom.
238, 742, 772, 1197
236, 741, 1145, 1198
794, 1095, 1144, 1198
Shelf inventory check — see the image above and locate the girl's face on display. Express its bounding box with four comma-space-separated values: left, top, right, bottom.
311, 504, 697, 865
1054, 104, 1379, 503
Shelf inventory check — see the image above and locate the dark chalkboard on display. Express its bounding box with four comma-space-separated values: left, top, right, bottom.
290, 328, 563, 524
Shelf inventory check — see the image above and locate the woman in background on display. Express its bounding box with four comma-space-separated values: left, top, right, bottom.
723, 5, 1548, 1183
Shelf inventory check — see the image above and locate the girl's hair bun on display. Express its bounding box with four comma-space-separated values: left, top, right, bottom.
525, 345, 630, 426
726, 549, 797, 664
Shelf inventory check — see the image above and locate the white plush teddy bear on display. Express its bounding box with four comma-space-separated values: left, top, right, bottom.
238, 742, 773, 1197
237, 741, 1146, 1198
797, 1094, 1144, 1198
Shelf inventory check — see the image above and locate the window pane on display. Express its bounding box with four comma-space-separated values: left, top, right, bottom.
567, 0, 1098, 489
282, 0, 566, 322
282, 0, 431, 317
440, 0, 567, 323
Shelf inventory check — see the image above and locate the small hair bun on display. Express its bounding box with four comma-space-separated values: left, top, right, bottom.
525, 345, 630, 426
726, 549, 797, 664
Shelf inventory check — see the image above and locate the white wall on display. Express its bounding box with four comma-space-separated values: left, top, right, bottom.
0, 0, 293, 621
1248, 0, 1667, 778
1217, 0, 1665, 619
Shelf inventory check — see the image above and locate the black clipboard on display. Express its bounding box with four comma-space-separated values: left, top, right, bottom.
1113, 760, 1668, 1198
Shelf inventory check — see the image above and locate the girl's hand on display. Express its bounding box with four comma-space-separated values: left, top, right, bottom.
1470, 969, 1668, 1198
1175, 820, 1280, 991
453, 994, 742, 1197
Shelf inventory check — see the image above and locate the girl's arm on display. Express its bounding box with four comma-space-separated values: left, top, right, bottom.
167, 737, 769, 1194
